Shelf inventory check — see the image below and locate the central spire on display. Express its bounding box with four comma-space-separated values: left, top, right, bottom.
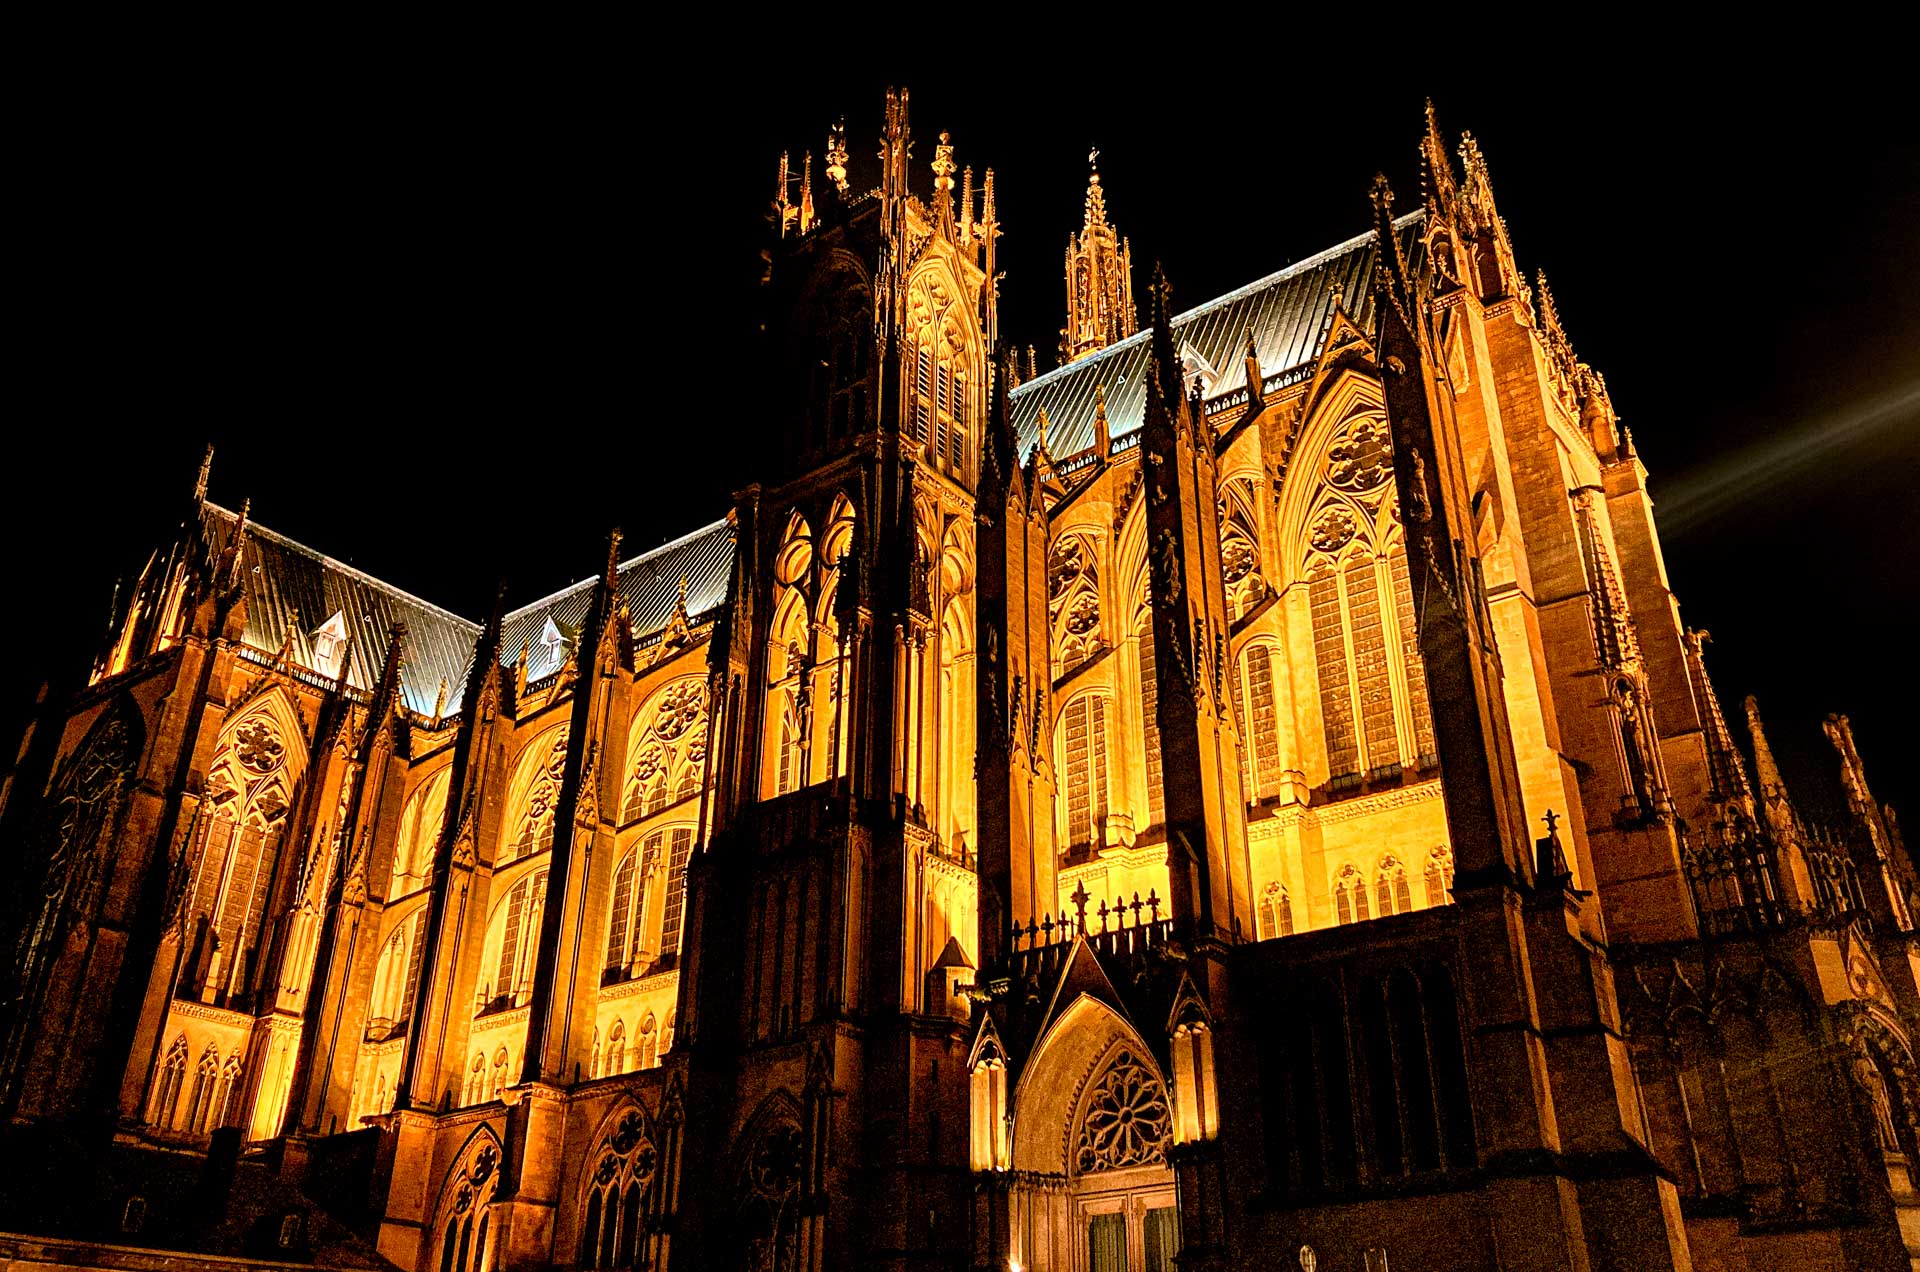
1060, 148, 1137, 365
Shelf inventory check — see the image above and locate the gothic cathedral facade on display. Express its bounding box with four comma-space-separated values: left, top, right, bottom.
2, 93, 1917, 1272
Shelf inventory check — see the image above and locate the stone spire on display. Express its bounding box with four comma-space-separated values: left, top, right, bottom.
1059, 148, 1138, 364
1744, 695, 1798, 842
1682, 630, 1752, 813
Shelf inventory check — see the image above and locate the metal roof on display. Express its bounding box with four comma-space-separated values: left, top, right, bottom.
501, 519, 735, 679
206, 503, 482, 717
1009, 213, 1426, 460
204, 509, 735, 716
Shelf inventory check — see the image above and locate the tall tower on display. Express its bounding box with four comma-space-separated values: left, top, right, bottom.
674, 88, 999, 1269
1059, 151, 1137, 364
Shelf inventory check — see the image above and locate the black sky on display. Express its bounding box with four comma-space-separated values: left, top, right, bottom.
11, 37, 1918, 825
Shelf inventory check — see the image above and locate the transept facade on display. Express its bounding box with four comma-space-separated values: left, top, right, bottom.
1, 93, 1916, 1272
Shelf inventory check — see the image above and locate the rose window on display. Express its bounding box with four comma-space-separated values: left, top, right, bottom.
1074, 1050, 1172, 1173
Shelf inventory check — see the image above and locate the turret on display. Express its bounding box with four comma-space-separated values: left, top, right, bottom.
1059, 150, 1138, 364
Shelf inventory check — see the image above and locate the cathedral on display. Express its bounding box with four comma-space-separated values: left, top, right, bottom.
2, 91, 1917, 1272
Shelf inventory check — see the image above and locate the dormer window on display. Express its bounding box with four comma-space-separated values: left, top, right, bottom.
311, 611, 349, 680
533, 614, 567, 681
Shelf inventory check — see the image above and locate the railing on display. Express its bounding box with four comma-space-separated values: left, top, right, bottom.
1683, 815, 1867, 936
1003, 885, 1175, 990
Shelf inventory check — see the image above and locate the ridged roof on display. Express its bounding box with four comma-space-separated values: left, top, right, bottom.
1009, 212, 1425, 460
203, 506, 734, 716
206, 503, 481, 717
502, 519, 734, 680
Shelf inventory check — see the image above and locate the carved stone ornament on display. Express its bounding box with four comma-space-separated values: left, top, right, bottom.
234, 718, 285, 775
1309, 507, 1357, 554
1074, 1049, 1172, 1173
653, 681, 704, 741
1326, 414, 1393, 493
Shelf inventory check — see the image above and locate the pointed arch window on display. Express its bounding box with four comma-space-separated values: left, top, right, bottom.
1258, 884, 1293, 940
1306, 545, 1437, 790
605, 1020, 626, 1076
483, 870, 547, 1014
466, 1054, 486, 1106
1334, 866, 1370, 926
658, 827, 696, 961
392, 769, 450, 896
215, 1056, 243, 1129
578, 1108, 660, 1271
1375, 857, 1412, 917
639, 1014, 658, 1070
604, 839, 660, 982
1137, 619, 1165, 829
1062, 693, 1111, 851
622, 678, 708, 824
504, 727, 569, 864
187, 1044, 221, 1133
490, 1048, 510, 1100
1232, 644, 1283, 803
1425, 846, 1455, 907
151, 1037, 188, 1129
187, 705, 300, 1005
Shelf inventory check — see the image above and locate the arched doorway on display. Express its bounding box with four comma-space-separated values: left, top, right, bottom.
1068, 1042, 1179, 1272
1008, 995, 1180, 1271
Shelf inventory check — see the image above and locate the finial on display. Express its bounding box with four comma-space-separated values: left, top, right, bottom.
959, 165, 975, 245
825, 118, 849, 195
1094, 384, 1110, 454
1083, 146, 1108, 228
604, 527, 624, 589
1329, 278, 1345, 311
982, 167, 997, 225
432, 677, 449, 726
677, 573, 690, 613
1149, 262, 1172, 326
932, 130, 955, 194
1370, 172, 1395, 219
194, 444, 214, 503
1036, 405, 1050, 454
799, 152, 814, 233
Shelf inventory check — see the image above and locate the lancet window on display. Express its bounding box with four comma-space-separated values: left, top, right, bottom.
1061, 693, 1111, 852
7, 700, 139, 1101
481, 870, 547, 1014
1299, 407, 1437, 790
1219, 477, 1268, 621
1048, 535, 1101, 677
1334, 866, 1370, 926
1258, 883, 1294, 940
657, 827, 696, 962
392, 768, 450, 896
1425, 846, 1455, 907
622, 678, 708, 823
371, 909, 424, 1031
579, 1108, 661, 1272
605, 832, 669, 981
434, 1134, 500, 1272
503, 725, 569, 864
1137, 615, 1164, 830
186, 1044, 221, 1133
807, 277, 872, 444
1230, 643, 1283, 804
1375, 857, 1412, 917
906, 271, 973, 477
151, 1037, 188, 1129
183, 700, 303, 1007
605, 1020, 626, 1076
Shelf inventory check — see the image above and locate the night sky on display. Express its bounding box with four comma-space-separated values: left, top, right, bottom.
11, 46, 1917, 829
